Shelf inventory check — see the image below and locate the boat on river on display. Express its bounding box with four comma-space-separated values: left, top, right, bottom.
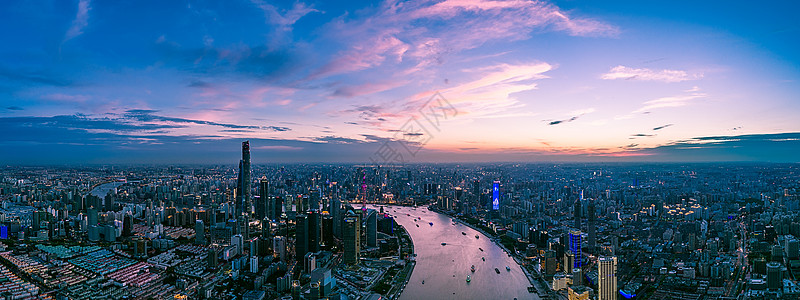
471, 265, 476, 272
495, 268, 501, 274
466, 275, 471, 282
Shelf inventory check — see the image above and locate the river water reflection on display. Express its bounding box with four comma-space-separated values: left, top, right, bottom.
383, 205, 538, 300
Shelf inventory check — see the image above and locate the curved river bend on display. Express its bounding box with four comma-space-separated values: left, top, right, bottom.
383, 206, 538, 300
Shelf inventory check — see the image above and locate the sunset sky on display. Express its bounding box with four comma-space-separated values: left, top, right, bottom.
2, 0, 799, 164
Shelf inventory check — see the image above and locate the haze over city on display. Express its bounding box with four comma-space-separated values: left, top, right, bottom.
2, 0, 799, 164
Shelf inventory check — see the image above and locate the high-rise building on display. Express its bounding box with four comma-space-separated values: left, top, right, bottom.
564, 251, 575, 273
207, 248, 218, 268
250, 256, 259, 273
296, 213, 308, 267
273, 236, 286, 261
598, 256, 617, 300
788, 239, 800, 259
123, 215, 133, 237
195, 220, 205, 245
574, 198, 582, 230
492, 181, 500, 210
240, 141, 251, 216
767, 261, 782, 290
569, 229, 582, 269
231, 234, 244, 256
305, 252, 316, 274
307, 210, 320, 253
366, 210, 377, 247
587, 200, 596, 251
87, 207, 98, 227
274, 196, 284, 220
331, 198, 342, 239
572, 268, 582, 286
257, 178, 269, 219
343, 216, 360, 264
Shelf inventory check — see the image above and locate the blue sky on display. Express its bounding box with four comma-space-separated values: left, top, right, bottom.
1, 0, 799, 164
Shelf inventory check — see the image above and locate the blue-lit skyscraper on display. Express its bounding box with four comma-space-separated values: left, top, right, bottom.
569, 229, 582, 269
492, 181, 500, 210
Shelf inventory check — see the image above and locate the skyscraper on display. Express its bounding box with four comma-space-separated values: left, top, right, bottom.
587, 200, 596, 251
257, 178, 269, 219
569, 229, 582, 269
307, 210, 320, 253
296, 213, 308, 268
492, 181, 500, 210
240, 141, 251, 216
574, 198, 582, 230
366, 210, 377, 247
195, 220, 205, 245
343, 216, 360, 264
273, 236, 286, 261
598, 256, 617, 300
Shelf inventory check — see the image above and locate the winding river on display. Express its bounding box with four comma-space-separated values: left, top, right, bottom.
385, 205, 538, 300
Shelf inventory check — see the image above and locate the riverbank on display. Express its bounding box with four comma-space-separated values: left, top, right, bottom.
386, 222, 416, 299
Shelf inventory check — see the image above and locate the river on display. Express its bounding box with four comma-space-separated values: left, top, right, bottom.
384, 205, 538, 300
90, 181, 126, 198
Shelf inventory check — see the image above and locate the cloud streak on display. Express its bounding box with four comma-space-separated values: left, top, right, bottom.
64, 0, 91, 42
601, 65, 701, 82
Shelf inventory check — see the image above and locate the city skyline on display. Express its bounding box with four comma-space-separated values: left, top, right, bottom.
2, 0, 800, 164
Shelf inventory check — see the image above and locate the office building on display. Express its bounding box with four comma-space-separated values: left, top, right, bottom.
767, 261, 782, 290
587, 200, 596, 251
250, 256, 258, 273
257, 178, 269, 219
598, 256, 617, 300
273, 236, 286, 261
296, 213, 308, 267
366, 210, 377, 247
195, 220, 205, 245
574, 198, 582, 230
307, 210, 320, 253
305, 252, 316, 274
231, 234, 243, 256
344, 216, 360, 264
569, 229, 582, 269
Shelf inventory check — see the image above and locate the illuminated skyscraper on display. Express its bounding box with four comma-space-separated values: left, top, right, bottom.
569, 229, 582, 269
598, 256, 617, 300
492, 181, 500, 210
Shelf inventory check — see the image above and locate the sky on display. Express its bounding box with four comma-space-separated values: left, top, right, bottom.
1, 0, 799, 164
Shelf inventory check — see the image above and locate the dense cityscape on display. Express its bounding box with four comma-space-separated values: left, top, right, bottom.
0, 141, 798, 299
3, 1, 800, 299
